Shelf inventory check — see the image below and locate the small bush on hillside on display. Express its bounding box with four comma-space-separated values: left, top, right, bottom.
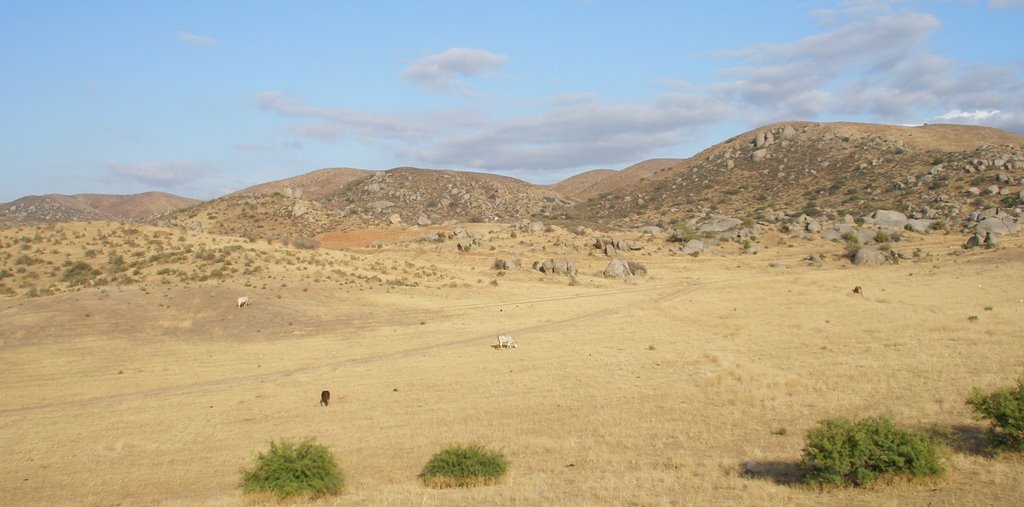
421, 444, 508, 488
62, 261, 100, 287
967, 377, 1024, 451
239, 438, 344, 499
799, 416, 943, 486
293, 237, 321, 249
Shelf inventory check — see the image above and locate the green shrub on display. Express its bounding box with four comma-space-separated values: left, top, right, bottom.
239, 438, 344, 499
421, 444, 508, 488
61, 261, 99, 287
967, 377, 1024, 450
799, 416, 943, 486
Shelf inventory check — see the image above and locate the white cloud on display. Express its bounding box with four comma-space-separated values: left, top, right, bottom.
988, 0, 1024, 9
106, 161, 204, 187
937, 109, 1001, 121
287, 124, 344, 141
401, 48, 509, 92
715, 8, 1023, 133
174, 32, 219, 45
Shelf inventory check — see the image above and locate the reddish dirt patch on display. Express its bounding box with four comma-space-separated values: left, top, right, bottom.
318, 227, 448, 249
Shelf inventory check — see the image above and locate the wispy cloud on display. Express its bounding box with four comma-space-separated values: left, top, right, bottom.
988, 0, 1024, 9
174, 32, 219, 46
401, 90, 734, 171
258, 86, 732, 174
106, 161, 204, 187
233, 140, 303, 152
401, 48, 509, 93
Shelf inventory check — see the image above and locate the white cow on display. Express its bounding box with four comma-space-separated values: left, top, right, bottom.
496, 333, 517, 349
237, 296, 251, 308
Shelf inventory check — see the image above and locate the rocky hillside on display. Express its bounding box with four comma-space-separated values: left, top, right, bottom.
158, 167, 575, 240
0, 192, 200, 228
574, 122, 1024, 227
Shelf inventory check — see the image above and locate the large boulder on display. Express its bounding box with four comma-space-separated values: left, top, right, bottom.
975, 218, 1019, 235
852, 246, 889, 266
699, 217, 742, 233
821, 229, 843, 242
634, 225, 663, 235
602, 258, 632, 279
905, 219, 935, 233
871, 210, 909, 229
681, 239, 705, 256
856, 229, 878, 245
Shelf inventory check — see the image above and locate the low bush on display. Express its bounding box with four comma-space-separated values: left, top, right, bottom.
421, 444, 508, 488
239, 438, 344, 499
967, 377, 1024, 450
293, 237, 321, 249
61, 261, 99, 287
799, 416, 943, 486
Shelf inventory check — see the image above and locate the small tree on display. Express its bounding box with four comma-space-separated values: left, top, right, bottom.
421, 444, 508, 488
967, 377, 1024, 451
239, 438, 344, 499
800, 416, 943, 486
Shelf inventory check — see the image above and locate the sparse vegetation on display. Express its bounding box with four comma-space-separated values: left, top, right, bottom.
800, 416, 943, 486
421, 444, 508, 488
239, 437, 344, 499
967, 377, 1024, 451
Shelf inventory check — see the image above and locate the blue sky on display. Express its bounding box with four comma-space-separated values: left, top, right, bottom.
1, 0, 1022, 202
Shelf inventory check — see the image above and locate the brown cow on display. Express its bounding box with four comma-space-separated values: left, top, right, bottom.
853, 286, 863, 296
320, 390, 331, 407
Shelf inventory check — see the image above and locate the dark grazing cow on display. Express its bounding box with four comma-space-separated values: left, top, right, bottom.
320, 390, 331, 407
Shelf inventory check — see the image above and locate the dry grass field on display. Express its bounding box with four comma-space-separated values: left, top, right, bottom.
2, 222, 1023, 506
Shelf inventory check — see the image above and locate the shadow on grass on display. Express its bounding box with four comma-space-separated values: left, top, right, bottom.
740, 460, 804, 485
942, 424, 995, 458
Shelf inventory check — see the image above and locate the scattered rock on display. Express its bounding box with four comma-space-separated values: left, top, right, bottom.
538, 258, 577, 277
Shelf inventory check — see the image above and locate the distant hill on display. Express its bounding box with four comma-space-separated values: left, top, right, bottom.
6, 122, 1022, 235
0, 192, 200, 228
229, 167, 372, 201
548, 158, 683, 201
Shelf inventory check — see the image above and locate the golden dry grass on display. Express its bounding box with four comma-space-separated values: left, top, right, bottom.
1, 223, 1023, 506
